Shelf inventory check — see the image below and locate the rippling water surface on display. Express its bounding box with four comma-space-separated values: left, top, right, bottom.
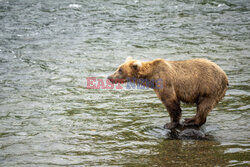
0, 0, 249, 166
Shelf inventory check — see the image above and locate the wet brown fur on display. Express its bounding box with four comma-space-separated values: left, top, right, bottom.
108, 58, 228, 129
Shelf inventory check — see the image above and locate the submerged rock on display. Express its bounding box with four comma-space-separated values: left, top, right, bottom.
166, 126, 206, 140
179, 128, 205, 140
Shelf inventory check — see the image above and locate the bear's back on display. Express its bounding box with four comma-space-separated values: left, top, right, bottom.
167, 59, 228, 103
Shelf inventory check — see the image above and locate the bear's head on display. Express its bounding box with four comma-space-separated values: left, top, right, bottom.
107, 57, 150, 84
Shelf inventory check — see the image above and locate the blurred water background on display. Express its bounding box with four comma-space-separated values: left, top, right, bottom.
0, 0, 249, 166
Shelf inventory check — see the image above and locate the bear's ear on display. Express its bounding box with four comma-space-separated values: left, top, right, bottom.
125, 56, 133, 62
132, 61, 142, 71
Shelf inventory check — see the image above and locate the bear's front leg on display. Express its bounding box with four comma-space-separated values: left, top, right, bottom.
164, 122, 180, 129
154, 87, 181, 129
162, 98, 182, 130
165, 101, 182, 129
155, 88, 182, 129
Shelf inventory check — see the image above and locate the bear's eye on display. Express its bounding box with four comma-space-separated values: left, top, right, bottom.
119, 68, 123, 74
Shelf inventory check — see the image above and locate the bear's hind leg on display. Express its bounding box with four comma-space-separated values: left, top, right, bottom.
184, 97, 216, 127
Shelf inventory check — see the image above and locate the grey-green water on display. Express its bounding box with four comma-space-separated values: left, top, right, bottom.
0, 0, 249, 166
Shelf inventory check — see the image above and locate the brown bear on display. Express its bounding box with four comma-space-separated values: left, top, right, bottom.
107, 57, 228, 129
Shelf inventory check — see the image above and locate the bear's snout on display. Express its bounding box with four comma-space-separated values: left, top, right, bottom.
107, 75, 115, 83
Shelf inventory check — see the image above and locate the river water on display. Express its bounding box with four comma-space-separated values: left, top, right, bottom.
0, 0, 249, 166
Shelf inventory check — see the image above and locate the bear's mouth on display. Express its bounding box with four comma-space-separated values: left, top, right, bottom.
116, 79, 127, 84
107, 76, 127, 84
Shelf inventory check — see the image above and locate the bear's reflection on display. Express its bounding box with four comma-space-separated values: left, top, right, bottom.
150, 136, 228, 166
